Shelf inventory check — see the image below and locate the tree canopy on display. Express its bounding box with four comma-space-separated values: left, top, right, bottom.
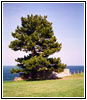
9, 14, 66, 79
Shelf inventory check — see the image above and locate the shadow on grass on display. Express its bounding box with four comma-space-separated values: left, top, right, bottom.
24, 78, 62, 82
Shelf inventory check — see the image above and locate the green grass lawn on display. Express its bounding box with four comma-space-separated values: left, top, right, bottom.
3, 73, 84, 97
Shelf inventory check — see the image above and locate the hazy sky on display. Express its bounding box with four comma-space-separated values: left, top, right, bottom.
3, 3, 84, 66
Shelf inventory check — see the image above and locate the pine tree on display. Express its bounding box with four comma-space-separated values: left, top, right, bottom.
9, 14, 66, 79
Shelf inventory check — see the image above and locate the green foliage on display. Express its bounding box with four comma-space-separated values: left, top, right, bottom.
10, 68, 23, 73
9, 14, 66, 78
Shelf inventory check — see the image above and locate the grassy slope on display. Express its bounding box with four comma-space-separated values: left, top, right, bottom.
3, 73, 84, 97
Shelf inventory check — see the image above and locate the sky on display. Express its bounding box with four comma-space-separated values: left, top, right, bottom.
3, 3, 84, 66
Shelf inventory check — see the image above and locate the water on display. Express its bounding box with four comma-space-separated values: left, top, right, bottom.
3, 66, 19, 81
3, 66, 84, 81
66, 66, 84, 74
